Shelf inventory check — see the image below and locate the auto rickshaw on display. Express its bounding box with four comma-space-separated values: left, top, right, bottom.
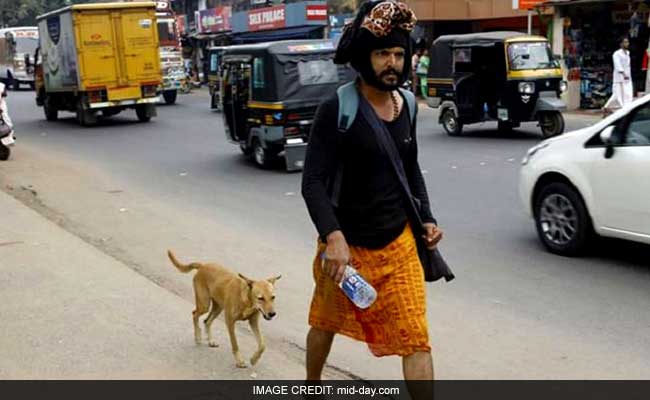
426, 31, 567, 138
207, 46, 225, 110
220, 40, 355, 171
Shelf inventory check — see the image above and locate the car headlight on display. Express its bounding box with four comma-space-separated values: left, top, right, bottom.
559, 80, 568, 93
521, 142, 550, 165
518, 81, 535, 94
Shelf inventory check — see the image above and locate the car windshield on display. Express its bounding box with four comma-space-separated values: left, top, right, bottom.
16, 37, 38, 55
297, 59, 339, 86
507, 42, 556, 70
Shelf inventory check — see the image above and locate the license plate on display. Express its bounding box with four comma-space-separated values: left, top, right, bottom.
1, 133, 15, 146
498, 108, 509, 121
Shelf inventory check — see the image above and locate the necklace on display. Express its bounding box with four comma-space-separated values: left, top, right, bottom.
389, 91, 399, 121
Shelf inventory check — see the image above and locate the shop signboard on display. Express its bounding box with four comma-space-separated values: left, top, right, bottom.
248, 5, 286, 31
306, 4, 327, 21
198, 7, 232, 33
155, 1, 171, 12
512, 0, 544, 10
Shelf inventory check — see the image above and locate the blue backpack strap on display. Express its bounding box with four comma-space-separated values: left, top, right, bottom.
398, 87, 417, 128
336, 81, 359, 132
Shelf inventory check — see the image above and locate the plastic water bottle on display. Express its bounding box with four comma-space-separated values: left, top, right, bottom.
338, 265, 377, 309
320, 253, 377, 309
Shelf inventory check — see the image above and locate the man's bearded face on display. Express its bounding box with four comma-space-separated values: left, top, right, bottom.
370, 46, 406, 89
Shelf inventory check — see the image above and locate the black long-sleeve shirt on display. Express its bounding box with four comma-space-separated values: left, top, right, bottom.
301, 92, 436, 249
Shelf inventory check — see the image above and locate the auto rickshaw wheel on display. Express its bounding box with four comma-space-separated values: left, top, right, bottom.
0, 144, 10, 161
498, 121, 514, 134
441, 109, 462, 136
239, 143, 253, 156
163, 90, 177, 105
539, 112, 565, 138
8, 74, 19, 91
252, 139, 274, 169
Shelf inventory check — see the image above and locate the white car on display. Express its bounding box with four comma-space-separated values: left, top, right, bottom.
520, 95, 650, 255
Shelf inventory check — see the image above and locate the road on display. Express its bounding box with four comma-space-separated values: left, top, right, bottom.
2, 88, 650, 379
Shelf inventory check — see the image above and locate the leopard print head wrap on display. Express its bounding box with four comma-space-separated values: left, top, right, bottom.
360, 1, 417, 38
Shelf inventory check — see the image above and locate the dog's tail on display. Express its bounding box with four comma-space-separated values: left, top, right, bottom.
167, 250, 201, 273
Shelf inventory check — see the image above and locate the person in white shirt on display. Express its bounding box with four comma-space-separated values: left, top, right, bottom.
604, 37, 633, 112
0, 82, 13, 129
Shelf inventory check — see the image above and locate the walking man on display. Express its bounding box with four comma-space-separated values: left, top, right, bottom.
604, 37, 633, 113
301, 0, 442, 387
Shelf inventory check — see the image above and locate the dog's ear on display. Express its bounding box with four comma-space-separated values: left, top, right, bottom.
267, 275, 282, 285
238, 273, 254, 288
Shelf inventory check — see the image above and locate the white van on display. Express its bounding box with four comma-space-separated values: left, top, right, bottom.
0, 27, 38, 90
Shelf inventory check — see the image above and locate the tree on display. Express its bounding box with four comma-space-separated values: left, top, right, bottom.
0, 0, 102, 27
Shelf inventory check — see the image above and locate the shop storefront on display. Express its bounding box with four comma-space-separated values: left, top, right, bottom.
231, 1, 328, 44
406, 0, 548, 54
543, 0, 650, 109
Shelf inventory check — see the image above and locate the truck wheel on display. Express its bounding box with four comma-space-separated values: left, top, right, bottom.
135, 105, 152, 122
101, 109, 120, 118
76, 101, 97, 126
43, 96, 58, 121
163, 90, 177, 105
540, 112, 565, 138
441, 109, 463, 136
0, 144, 10, 161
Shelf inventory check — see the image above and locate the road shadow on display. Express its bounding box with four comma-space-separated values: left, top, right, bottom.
212, 152, 299, 177
587, 238, 650, 272
512, 233, 650, 279
446, 126, 544, 141
47, 115, 159, 129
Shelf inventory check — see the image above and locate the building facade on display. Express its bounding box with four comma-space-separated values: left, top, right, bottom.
405, 0, 548, 45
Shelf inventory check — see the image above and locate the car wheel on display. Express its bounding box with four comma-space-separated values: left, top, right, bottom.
441, 109, 462, 136
540, 112, 565, 138
534, 182, 592, 256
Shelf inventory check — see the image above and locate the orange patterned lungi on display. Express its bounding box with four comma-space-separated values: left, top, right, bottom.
309, 224, 431, 357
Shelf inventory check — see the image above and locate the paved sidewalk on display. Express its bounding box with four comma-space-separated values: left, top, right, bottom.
0, 189, 344, 380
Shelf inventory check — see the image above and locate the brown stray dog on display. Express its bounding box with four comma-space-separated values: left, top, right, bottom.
167, 250, 281, 368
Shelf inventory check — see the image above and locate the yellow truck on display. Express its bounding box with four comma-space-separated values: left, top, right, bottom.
35, 2, 161, 125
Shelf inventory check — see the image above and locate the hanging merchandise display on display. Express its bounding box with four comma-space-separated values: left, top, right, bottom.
562, 2, 649, 109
